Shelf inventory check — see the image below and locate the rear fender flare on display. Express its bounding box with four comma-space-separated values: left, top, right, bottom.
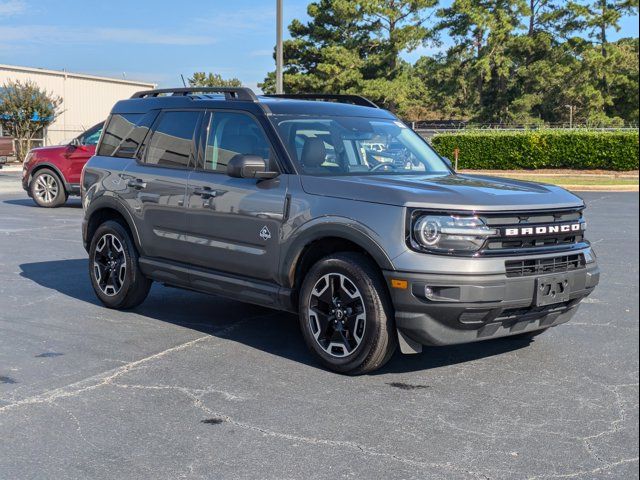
84, 194, 143, 253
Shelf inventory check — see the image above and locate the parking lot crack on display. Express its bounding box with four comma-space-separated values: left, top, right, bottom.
159, 386, 506, 479
0, 313, 268, 414
526, 456, 638, 479
577, 381, 638, 464
51, 400, 99, 451
0, 335, 212, 413
112, 382, 246, 402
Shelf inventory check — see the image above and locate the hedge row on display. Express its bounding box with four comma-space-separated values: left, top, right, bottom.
430, 130, 639, 171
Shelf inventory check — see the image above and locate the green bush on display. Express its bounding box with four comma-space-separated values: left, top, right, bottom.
430, 130, 639, 171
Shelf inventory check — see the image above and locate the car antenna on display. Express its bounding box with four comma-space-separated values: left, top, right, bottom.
180, 74, 187, 88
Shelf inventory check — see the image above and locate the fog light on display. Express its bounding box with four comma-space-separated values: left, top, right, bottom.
425, 286, 434, 299
584, 249, 596, 264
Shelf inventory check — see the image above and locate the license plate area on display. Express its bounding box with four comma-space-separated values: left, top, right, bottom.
535, 274, 571, 306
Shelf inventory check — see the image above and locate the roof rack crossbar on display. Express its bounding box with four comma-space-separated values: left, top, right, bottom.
265, 93, 379, 108
131, 87, 257, 102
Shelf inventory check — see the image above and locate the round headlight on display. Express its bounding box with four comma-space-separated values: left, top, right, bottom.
415, 216, 441, 246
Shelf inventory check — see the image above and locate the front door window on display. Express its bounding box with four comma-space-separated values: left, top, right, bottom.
203, 112, 273, 173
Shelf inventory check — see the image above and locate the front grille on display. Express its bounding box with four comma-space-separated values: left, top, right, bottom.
480, 208, 587, 255
497, 300, 577, 320
505, 253, 586, 278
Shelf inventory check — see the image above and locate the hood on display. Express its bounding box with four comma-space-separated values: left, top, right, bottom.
30, 144, 68, 155
300, 173, 584, 212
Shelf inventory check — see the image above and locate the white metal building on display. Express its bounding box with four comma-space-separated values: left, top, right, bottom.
0, 64, 155, 146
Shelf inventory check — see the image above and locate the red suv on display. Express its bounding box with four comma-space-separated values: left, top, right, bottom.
22, 122, 103, 207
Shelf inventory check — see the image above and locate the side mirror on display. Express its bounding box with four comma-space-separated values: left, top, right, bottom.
227, 154, 278, 180
69, 137, 81, 148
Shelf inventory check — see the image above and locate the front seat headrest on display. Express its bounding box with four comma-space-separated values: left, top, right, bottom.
301, 137, 326, 168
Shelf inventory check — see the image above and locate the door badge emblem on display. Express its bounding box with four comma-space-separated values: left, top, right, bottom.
259, 226, 271, 241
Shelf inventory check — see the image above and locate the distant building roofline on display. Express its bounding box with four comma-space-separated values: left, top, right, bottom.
0, 64, 156, 88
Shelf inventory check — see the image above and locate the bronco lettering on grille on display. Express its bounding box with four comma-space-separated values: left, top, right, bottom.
504, 223, 584, 237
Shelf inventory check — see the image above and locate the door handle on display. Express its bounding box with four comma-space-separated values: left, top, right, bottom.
127, 178, 147, 190
193, 187, 216, 199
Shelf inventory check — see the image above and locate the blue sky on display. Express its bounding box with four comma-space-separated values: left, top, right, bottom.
1, 0, 638, 90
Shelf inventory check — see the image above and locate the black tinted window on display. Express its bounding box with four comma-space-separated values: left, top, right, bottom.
145, 111, 200, 168
203, 112, 272, 173
97, 114, 142, 156
115, 111, 159, 158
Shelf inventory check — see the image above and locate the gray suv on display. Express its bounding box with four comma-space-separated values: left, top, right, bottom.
82, 87, 600, 374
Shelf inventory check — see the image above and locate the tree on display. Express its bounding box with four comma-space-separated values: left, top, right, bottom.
260, 0, 639, 124
188, 72, 243, 87
526, 0, 557, 35
564, 0, 639, 55
360, 0, 439, 77
0, 80, 62, 163
261, 0, 438, 112
607, 37, 639, 122
436, 0, 529, 121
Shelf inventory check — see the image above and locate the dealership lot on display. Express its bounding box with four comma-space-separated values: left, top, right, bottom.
0, 172, 638, 479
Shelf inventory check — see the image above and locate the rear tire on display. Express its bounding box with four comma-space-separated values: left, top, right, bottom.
30, 169, 67, 208
89, 220, 151, 309
298, 252, 397, 375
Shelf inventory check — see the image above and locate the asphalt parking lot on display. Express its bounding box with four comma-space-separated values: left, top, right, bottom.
0, 170, 638, 480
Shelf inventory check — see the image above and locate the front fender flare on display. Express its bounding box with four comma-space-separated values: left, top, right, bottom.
280, 216, 394, 288
30, 162, 70, 191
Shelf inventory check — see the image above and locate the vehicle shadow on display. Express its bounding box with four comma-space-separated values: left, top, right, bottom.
3, 198, 82, 208
19, 258, 534, 375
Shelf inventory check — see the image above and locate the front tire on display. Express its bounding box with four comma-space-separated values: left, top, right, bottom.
30, 169, 67, 208
299, 252, 397, 375
89, 220, 151, 309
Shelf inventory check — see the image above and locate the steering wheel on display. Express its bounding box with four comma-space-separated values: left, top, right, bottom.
370, 163, 398, 172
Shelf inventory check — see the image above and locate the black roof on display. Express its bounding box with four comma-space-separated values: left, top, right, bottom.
111, 88, 396, 120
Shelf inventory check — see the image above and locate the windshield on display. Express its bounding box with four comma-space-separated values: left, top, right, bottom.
271, 116, 450, 176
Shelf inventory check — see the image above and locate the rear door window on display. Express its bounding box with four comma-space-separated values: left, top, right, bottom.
144, 110, 201, 169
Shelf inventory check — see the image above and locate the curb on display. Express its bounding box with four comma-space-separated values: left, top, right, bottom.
563, 185, 639, 192
462, 172, 639, 179
0, 165, 22, 173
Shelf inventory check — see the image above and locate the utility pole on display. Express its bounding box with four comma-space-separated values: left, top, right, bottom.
565, 105, 575, 128
276, 0, 284, 94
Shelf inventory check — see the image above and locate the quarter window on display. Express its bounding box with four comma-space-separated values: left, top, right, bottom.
98, 114, 143, 156
145, 111, 200, 168
203, 112, 273, 173
115, 110, 159, 158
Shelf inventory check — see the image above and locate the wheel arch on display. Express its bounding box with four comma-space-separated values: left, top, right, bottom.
30, 163, 69, 192
282, 220, 394, 305
84, 198, 142, 254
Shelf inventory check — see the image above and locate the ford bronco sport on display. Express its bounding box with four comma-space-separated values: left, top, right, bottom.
81, 87, 600, 374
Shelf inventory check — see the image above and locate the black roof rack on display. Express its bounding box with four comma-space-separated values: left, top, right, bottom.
130, 87, 258, 102
264, 93, 379, 108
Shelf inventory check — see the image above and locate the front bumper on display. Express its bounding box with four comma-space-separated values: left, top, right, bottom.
384, 261, 600, 347
21, 170, 29, 193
